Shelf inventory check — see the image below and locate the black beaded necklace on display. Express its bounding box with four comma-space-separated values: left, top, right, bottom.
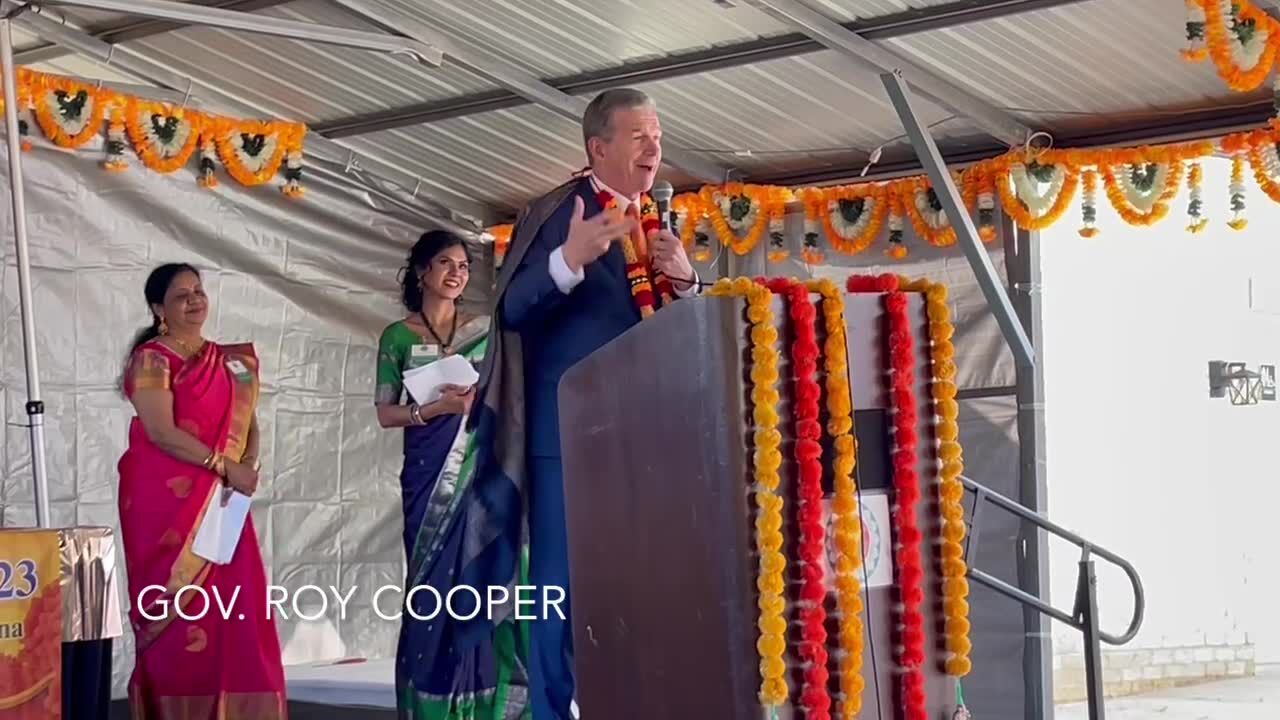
420, 309, 457, 355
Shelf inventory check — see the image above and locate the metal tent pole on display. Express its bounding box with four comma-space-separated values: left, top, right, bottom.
879, 68, 1036, 370
1, 14, 50, 527
1003, 217, 1055, 719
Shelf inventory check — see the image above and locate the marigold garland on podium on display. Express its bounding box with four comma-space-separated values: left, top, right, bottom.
557, 273, 974, 719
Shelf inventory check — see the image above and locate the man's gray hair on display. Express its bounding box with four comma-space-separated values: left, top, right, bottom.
582, 88, 656, 155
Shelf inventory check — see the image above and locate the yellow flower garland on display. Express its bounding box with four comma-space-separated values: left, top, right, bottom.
708, 277, 788, 705
899, 276, 973, 677
806, 278, 866, 719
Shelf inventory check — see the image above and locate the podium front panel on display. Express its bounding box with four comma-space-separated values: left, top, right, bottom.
558, 292, 959, 720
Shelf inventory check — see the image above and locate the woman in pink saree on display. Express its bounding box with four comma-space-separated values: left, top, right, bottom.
117, 263, 286, 719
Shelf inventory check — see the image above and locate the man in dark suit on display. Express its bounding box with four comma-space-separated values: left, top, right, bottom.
472, 87, 700, 719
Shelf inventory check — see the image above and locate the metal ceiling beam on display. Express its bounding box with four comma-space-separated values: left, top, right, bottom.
881, 69, 1035, 369
326, 0, 727, 184
745, 0, 1031, 146
14, 0, 292, 65
314, 0, 1083, 139
6, 2, 495, 229
23, 0, 444, 64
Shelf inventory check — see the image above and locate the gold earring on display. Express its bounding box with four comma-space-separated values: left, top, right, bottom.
158, 317, 169, 335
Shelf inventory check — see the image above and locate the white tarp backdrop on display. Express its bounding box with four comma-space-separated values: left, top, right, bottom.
0, 134, 494, 697
1, 133, 1025, 714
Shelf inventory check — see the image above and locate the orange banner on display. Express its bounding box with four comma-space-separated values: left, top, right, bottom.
0, 529, 62, 719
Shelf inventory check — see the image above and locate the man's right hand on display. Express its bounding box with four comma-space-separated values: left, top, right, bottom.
560, 196, 637, 272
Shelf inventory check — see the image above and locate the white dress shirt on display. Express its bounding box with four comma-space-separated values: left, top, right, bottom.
548, 177, 699, 297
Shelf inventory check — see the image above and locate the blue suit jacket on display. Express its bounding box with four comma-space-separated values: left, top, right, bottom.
499, 178, 644, 459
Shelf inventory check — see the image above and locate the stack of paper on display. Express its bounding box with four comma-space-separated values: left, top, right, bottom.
402, 354, 479, 405
193, 488, 252, 564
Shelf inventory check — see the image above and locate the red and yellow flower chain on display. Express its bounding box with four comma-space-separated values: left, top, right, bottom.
807, 277, 866, 719
594, 189, 675, 319
900, 276, 973, 678
848, 273, 928, 720
764, 277, 832, 719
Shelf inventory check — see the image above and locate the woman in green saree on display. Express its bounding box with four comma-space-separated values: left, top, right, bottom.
375, 230, 529, 718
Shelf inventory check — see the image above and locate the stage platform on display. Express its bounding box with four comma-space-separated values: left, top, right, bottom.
108, 658, 398, 719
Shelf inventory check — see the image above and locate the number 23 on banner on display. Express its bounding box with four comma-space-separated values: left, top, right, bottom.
0, 560, 40, 603
0, 529, 63, 719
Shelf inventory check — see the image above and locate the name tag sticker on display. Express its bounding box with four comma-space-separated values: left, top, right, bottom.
226, 359, 252, 382
411, 344, 439, 359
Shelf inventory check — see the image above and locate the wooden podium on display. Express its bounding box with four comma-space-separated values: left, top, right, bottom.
558, 289, 960, 720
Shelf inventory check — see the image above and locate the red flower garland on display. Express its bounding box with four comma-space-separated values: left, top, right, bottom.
847, 274, 928, 720
763, 277, 831, 719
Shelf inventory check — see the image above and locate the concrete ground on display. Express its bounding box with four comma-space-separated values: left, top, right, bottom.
1056, 665, 1280, 720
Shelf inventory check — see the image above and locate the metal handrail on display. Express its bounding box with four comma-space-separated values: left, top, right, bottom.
959, 474, 1145, 720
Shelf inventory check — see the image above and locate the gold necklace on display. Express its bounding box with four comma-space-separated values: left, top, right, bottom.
170, 335, 205, 357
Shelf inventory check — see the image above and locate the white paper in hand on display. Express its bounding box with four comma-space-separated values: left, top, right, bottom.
193, 487, 252, 565
402, 354, 479, 405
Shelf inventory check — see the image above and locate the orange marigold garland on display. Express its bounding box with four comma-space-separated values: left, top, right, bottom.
708, 277, 788, 705
998, 159, 1078, 230
213, 118, 302, 188
902, 179, 958, 248
1243, 125, 1280, 204
30, 74, 108, 150
1201, 0, 1280, 92
799, 184, 887, 256
807, 277, 866, 720
123, 98, 202, 175
701, 183, 787, 255
1100, 160, 1184, 226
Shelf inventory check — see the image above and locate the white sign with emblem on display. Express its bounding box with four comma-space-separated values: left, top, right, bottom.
820, 490, 894, 589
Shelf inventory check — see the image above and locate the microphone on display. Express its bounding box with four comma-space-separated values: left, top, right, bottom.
651, 180, 674, 232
